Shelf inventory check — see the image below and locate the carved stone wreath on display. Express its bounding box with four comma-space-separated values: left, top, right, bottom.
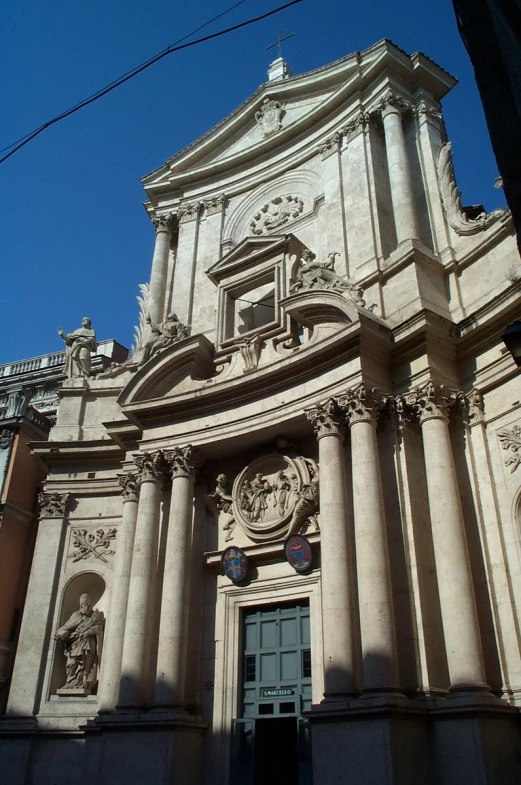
231, 453, 318, 542
250, 195, 303, 236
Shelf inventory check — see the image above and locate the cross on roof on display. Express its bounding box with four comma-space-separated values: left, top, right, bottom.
266, 30, 294, 59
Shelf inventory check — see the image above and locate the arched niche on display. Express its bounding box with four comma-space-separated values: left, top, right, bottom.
50, 571, 107, 697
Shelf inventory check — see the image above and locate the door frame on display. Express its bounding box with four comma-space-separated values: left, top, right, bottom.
211, 566, 323, 785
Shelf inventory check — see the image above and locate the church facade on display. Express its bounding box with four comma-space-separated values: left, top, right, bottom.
2, 39, 521, 785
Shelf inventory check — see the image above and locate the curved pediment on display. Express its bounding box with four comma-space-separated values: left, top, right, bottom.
118, 334, 215, 407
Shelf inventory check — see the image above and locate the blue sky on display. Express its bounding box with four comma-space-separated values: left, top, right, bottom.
0, 0, 506, 364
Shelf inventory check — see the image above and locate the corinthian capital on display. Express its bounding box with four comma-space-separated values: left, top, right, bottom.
374, 89, 411, 119
396, 381, 458, 425
133, 450, 168, 483
118, 472, 140, 502
164, 445, 201, 478
152, 213, 176, 234
38, 491, 70, 518
306, 399, 345, 439
337, 384, 384, 425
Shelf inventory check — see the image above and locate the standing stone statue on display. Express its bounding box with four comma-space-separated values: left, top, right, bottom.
58, 317, 97, 379
54, 593, 105, 695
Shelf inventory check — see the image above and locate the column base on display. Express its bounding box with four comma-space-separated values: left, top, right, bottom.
308, 693, 521, 785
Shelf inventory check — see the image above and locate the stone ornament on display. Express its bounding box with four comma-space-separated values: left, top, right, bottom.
249, 195, 303, 235
152, 212, 176, 234
396, 381, 459, 425
134, 450, 168, 483
179, 202, 201, 223
0, 429, 12, 449
290, 249, 365, 305
38, 491, 69, 518
318, 133, 342, 160
372, 89, 412, 119
498, 425, 521, 473
68, 528, 117, 563
203, 194, 226, 217
337, 384, 385, 425
58, 318, 97, 379
54, 593, 105, 696
206, 474, 236, 542
306, 399, 345, 438
255, 97, 284, 137
165, 445, 200, 478
98, 285, 150, 377
118, 472, 140, 502
231, 453, 319, 542
239, 335, 262, 373
437, 143, 505, 235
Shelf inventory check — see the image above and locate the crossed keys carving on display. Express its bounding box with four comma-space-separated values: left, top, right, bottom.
68, 528, 117, 563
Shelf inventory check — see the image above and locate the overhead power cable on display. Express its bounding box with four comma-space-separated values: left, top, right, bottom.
0, 0, 302, 165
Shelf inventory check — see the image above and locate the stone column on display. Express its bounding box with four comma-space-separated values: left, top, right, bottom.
380, 93, 419, 244
97, 473, 140, 712
6, 492, 69, 717
400, 382, 488, 691
338, 385, 399, 692
155, 446, 198, 709
118, 452, 167, 708
306, 400, 358, 699
149, 214, 175, 325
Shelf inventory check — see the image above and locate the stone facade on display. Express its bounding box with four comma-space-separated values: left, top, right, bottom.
1, 40, 521, 785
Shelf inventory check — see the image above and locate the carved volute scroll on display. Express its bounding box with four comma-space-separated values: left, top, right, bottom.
133, 450, 168, 483
396, 381, 457, 426
38, 491, 70, 518
462, 389, 485, 426
164, 445, 200, 479
118, 472, 140, 503
437, 143, 505, 236
306, 399, 345, 439
152, 212, 176, 234
337, 384, 384, 426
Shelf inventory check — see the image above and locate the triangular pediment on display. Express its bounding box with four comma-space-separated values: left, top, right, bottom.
142, 39, 455, 197
206, 233, 306, 283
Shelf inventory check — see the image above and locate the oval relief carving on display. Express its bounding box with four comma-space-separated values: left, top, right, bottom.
231, 453, 319, 542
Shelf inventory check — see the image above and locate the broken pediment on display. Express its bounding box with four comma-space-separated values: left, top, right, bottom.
118, 334, 214, 407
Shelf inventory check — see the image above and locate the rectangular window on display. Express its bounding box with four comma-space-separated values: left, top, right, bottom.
302, 649, 311, 679
244, 655, 256, 682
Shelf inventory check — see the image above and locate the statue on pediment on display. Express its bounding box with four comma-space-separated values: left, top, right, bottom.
290, 249, 365, 305
58, 318, 97, 379
146, 312, 190, 357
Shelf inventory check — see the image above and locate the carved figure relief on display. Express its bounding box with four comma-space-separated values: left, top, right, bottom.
437, 143, 505, 235
68, 528, 117, 563
249, 195, 303, 235
498, 424, 521, 473
290, 249, 365, 305
58, 318, 97, 379
206, 474, 236, 542
54, 593, 105, 696
231, 453, 319, 542
0, 429, 12, 449
147, 312, 190, 357
255, 98, 284, 138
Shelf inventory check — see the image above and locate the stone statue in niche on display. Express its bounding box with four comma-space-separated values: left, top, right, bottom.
232, 454, 320, 542
54, 593, 105, 696
290, 250, 365, 305
146, 312, 190, 357
58, 318, 97, 379
205, 474, 236, 542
